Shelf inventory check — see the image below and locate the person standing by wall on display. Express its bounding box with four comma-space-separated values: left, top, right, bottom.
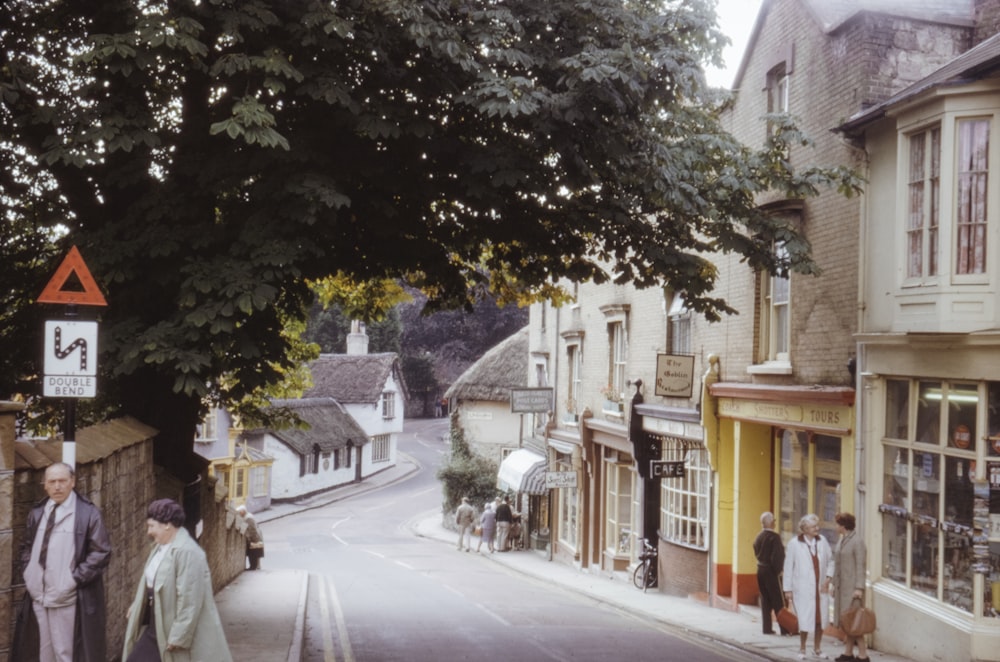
832, 512, 869, 662
495, 496, 513, 552
236, 505, 264, 570
783, 513, 834, 660
455, 496, 476, 552
122, 498, 232, 661
753, 511, 790, 636
13, 462, 112, 662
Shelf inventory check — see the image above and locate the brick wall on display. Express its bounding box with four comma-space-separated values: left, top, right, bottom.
658, 541, 708, 598
4, 420, 246, 662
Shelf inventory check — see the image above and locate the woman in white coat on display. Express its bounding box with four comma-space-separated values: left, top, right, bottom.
783, 513, 835, 660
122, 499, 233, 662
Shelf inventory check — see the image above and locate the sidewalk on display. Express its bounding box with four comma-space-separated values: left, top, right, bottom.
215, 450, 914, 662
216, 453, 422, 661
412, 515, 915, 662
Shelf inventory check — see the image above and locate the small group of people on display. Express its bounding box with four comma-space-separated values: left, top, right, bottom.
754, 510, 870, 662
455, 495, 520, 553
13, 461, 233, 661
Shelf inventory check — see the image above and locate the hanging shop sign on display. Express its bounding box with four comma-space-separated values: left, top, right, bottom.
654, 353, 695, 399
510, 387, 554, 413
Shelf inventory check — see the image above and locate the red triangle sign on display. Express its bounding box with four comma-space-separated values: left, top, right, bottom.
37, 246, 108, 306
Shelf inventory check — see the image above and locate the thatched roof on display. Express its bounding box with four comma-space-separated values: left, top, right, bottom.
444, 326, 528, 402
304, 352, 409, 403
248, 398, 367, 455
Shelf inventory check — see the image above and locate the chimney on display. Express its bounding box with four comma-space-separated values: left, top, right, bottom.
346, 320, 369, 355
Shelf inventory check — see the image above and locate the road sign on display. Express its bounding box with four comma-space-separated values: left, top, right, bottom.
37, 246, 108, 306
545, 471, 578, 489
510, 388, 553, 413
650, 460, 685, 479
43, 320, 98, 397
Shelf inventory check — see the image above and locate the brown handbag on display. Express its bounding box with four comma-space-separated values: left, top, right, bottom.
776, 606, 799, 634
840, 597, 877, 636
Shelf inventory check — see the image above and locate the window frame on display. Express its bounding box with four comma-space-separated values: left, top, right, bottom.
371, 434, 390, 463
381, 391, 396, 419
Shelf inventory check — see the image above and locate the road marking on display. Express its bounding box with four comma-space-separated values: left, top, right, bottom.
316, 576, 337, 662
325, 576, 355, 662
474, 602, 511, 627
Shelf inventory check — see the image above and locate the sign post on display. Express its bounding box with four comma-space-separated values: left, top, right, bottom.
37, 246, 107, 467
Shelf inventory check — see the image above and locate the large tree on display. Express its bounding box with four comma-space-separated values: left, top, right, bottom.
1, 0, 857, 474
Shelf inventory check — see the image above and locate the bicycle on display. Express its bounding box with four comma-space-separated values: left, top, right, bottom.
632, 538, 658, 591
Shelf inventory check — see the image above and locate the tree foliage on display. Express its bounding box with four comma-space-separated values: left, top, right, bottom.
0, 0, 859, 468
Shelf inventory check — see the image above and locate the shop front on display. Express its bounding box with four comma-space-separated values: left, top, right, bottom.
497, 446, 548, 551
705, 381, 855, 609
861, 340, 1000, 661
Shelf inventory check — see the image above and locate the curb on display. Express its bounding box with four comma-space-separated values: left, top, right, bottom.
287, 571, 309, 662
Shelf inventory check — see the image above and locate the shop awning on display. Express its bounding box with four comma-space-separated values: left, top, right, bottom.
497, 448, 548, 495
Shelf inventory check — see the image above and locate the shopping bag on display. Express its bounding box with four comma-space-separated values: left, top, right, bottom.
840, 598, 876, 636
777, 606, 799, 635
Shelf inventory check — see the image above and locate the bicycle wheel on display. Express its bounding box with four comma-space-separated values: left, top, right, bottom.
632, 562, 647, 589
643, 564, 658, 590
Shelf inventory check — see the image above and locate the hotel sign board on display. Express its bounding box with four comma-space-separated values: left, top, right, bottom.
655, 354, 695, 399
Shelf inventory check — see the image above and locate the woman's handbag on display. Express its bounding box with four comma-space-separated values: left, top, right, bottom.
776, 606, 799, 635
840, 598, 877, 636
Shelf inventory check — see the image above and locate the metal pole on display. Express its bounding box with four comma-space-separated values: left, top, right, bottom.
62, 304, 78, 467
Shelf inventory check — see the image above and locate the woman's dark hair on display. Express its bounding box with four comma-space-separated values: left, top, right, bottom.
834, 512, 856, 530
147, 498, 186, 527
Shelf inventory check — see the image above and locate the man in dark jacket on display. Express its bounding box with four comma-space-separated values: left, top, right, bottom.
753, 511, 790, 636
13, 462, 112, 662
495, 496, 513, 551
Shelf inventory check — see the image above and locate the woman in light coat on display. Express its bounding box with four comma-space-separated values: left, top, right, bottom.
123, 499, 233, 662
832, 512, 869, 662
783, 513, 834, 660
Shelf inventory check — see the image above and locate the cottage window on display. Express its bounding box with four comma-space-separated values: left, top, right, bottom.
566, 344, 582, 419
608, 321, 627, 405
381, 391, 395, 419
196, 409, 218, 442
372, 434, 390, 463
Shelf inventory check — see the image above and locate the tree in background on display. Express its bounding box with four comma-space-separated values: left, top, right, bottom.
1, 0, 858, 476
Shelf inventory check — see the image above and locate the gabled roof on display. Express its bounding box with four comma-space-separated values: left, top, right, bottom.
444, 326, 528, 402
839, 31, 1000, 133
730, 0, 975, 92
304, 352, 409, 403
250, 398, 367, 455
805, 0, 974, 34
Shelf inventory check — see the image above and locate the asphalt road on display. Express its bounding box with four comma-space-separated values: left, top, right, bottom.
262, 418, 764, 662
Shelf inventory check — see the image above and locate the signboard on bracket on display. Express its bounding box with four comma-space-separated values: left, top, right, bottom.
510, 387, 554, 413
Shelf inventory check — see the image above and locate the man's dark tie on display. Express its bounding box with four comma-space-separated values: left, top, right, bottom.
38, 506, 57, 569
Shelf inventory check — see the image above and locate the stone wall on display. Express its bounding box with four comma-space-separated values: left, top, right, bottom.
0, 403, 21, 662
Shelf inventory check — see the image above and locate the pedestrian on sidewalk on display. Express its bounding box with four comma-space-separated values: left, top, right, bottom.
783, 513, 834, 660
753, 511, 790, 636
477, 502, 497, 553
12, 462, 112, 662
495, 496, 513, 551
832, 512, 869, 662
455, 497, 476, 552
123, 498, 232, 662
236, 505, 264, 570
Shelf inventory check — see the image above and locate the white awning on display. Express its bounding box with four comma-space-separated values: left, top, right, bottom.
497, 448, 547, 495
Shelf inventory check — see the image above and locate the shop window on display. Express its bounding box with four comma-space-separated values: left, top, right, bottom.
879, 379, 982, 613
605, 457, 634, 556
251, 466, 269, 498
660, 445, 710, 550
777, 430, 841, 545
556, 452, 578, 550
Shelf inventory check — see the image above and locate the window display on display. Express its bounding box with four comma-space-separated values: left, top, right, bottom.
880, 380, 984, 613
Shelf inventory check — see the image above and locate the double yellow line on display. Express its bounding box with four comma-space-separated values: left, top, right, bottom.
317, 575, 354, 662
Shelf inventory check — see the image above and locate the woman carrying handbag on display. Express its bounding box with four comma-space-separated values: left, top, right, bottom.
832, 512, 870, 662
